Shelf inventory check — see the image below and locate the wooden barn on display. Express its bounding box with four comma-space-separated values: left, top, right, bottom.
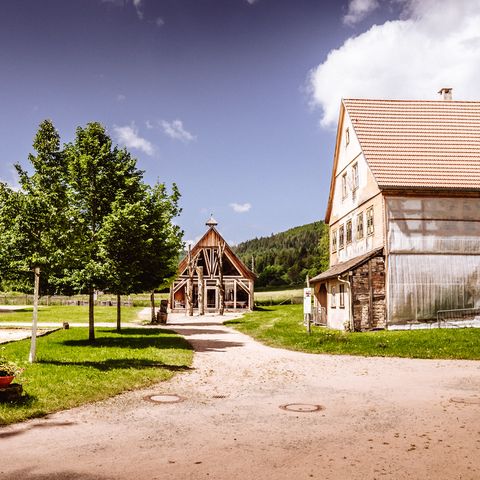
170, 217, 255, 313
311, 89, 480, 331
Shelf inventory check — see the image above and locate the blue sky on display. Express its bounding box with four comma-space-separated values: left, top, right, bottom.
1, 0, 479, 245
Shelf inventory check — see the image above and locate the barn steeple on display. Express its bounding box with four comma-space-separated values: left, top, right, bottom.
206, 214, 218, 228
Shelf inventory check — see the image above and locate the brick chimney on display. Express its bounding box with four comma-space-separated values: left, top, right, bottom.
438, 87, 453, 101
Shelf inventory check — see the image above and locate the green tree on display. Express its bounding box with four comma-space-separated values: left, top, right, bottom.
1, 120, 70, 362
99, 182, 182, 328
98, 200, 148, 331
136, 183, 183, 322
65, 122, 144, 341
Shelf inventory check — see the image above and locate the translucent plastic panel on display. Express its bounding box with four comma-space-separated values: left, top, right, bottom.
388, 254, 480, 323
387, 197, 480, 221
388, 220, 480, 253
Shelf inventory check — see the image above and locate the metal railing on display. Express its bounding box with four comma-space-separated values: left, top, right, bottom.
436, 307, 480, 328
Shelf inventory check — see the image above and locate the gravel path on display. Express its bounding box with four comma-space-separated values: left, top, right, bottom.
1, 312, 479, 479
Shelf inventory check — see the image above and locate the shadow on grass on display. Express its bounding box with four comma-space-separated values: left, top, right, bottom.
38, 357, 193, 372
0, 393, 38, 416
253, 306, 277, 312
224, 319, 244, 325
113, 328, 177, 336
61, 335, 192, 350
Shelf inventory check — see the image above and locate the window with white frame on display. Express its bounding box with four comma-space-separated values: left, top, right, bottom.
331, 229, 337, 253
339, 224, 345, 249
345, 127, 350, 147
352, 163, 359, 192
346, 220, 352, 244
339, 284, 345, 308
331, 286, 336, 308
356, 212, 364, 239
366, 207, 374, 236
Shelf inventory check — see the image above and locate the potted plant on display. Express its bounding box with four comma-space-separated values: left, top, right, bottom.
0, 358, 22, 387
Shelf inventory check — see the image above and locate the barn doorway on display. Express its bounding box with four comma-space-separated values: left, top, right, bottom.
206, 288, 217, 310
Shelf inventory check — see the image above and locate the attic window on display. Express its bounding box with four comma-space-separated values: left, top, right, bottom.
352, 163, 359, 191
345, 127, 350, 147
342, 173, 347, 200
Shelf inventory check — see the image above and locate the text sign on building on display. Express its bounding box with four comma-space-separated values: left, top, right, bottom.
303, 288, 312, 315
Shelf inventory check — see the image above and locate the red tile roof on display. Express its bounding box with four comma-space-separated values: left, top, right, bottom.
343, 99, 480, 190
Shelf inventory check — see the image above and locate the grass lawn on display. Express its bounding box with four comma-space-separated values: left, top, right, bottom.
0, 305, 144, 324
254, 288, 303, 305
0, 327, 193, 425
225, 304, 480, 360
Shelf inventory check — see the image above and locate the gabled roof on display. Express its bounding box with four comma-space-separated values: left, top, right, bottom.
325, 98, 480, 223
344, 98, 480, 190
177, 226, 256, 280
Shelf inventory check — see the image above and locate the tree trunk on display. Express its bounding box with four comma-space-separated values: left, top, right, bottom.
197, 266, 204, 316
150, 291, 156, 322
185, 245, 199, 317
29, 266, 40, 363
89, 288, 95, 342
116, 293, 121, 332
187, 278, 194, 316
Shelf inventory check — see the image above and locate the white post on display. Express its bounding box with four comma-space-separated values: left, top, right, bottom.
304, 274, 312, 334
29, 266, 40, 363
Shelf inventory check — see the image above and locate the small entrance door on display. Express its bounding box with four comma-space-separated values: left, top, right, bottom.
206, 288, 217, 310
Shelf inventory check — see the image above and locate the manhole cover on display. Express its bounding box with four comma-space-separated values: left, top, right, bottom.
450, 397, 480, 405
279, 403, 324, 413
144, 394, 184, 404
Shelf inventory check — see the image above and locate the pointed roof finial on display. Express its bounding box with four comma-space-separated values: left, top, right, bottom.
206, 214, 218, 227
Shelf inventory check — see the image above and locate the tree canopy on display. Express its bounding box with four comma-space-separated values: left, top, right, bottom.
233, 222, 329, 288
0, 119, 184, 344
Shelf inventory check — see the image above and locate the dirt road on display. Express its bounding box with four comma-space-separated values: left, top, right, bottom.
1, 313, 479, 479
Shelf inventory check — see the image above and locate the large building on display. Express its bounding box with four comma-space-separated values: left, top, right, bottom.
311, 89, 480, 330
170, 217, 255, 313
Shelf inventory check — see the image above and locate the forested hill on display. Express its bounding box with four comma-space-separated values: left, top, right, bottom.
233, 222, 329, 287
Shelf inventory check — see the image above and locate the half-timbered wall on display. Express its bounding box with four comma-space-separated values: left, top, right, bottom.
170, 226, 255, 313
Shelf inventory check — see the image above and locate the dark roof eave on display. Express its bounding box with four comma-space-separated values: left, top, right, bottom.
310, 247, 384, 283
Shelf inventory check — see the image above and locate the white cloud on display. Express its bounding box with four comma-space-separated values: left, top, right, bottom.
343, 0, 379, 26
246, 0, 259, 4
145, 120, 154, 129
155, 17, 165, 27
229, 202, 252, 213
132, 0, 143, 19
116, 94, 126, 102
102, 0, 143, 20
309, 0, 480, 128
113, 123, 154, 156
161, 120, 196, 142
